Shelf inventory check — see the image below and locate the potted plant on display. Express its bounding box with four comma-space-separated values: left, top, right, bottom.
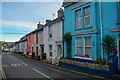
102, 34, 115, 63
84, 54, 90, 58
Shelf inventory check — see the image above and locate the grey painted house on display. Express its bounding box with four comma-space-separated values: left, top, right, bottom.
19, 35, 27, 55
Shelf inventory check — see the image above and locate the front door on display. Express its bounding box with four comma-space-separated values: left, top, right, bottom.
58, 45, 62, 57
41, 46, 44, 54
36, 47, 38, 57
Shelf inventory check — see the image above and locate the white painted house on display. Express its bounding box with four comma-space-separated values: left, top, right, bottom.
43, 8, 64, 63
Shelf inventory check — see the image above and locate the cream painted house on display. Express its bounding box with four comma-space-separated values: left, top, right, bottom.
33, 22, 44, 59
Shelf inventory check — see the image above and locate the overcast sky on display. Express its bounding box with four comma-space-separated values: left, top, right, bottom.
1, 1, 63, 42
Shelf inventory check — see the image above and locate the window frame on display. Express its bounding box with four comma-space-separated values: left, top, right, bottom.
76, 37, 82, 57
49, 26, 52, 39
118, 0, 120, 21
84, 37, 92, 57
49, 45, 52, 57
36, 33, 38, 44
29, 36, 31, 44
83, 6, 91, 27
75, 9, 82, 28
29, 47, 30, 53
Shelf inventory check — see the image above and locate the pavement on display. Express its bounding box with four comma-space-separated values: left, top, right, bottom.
0, 53, 2, 80
2, 52, 111, 80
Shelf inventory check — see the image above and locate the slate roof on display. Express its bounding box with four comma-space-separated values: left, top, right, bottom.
26, 15, 64, 35
62, 2, 73, 7
31, 26, 44, 33
44, 15, 64, 27
62, 0, 77, 7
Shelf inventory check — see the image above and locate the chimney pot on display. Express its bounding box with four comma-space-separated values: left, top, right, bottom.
57, 8, 64, 18
37, 22, 43, 29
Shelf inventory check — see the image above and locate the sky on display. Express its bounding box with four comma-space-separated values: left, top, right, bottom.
1, 1, 63, 42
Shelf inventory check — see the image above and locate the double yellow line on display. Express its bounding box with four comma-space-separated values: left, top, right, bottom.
0, 53, 7, 80
1, 66, 7, 80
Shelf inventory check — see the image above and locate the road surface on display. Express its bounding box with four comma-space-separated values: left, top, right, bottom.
2, 52, 106, 80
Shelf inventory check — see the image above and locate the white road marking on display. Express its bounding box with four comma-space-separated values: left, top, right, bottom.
11, 64, 14, 67
10, 63, 23, 67
14, 64, 17, 67
20, 61, 28, 66
32, 68, 53, 80
17, 64, 21, 66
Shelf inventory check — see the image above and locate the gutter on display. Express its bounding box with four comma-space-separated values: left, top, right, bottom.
99, 0, 103, 60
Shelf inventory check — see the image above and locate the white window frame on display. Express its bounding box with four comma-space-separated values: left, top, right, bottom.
83, 6, 91, 27
76, 37, 82, 57
76, 9, 82, 28
49, 45, 52, 57
49, 26, 52, 39
84, 37, 92, 57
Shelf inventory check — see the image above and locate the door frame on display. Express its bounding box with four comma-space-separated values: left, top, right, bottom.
57, 45, 62, 57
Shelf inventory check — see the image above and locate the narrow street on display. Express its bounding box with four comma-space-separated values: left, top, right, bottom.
1, 52, 106, 80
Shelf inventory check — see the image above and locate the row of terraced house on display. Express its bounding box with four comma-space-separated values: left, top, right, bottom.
15, 0, 120, 71
15, 8, 64, 61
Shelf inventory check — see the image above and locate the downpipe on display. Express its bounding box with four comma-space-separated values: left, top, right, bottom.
99, 0, 103, 60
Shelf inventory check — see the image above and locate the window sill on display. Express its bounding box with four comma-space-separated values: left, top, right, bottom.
75, 56, 92, 60
49, 57, 52, 59
74, 26, 92, 31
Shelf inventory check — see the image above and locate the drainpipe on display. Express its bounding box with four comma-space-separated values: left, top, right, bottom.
99, 0, 103, 60
62, 17, 64, 57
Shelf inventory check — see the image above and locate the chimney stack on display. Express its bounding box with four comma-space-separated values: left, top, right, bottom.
57, 8, 64, 18
37, 22, 43, 29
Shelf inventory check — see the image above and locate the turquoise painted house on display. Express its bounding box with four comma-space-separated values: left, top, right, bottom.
63, 0, 120, 69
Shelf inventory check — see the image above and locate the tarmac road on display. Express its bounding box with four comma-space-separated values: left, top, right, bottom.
2, 52, 107, 80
